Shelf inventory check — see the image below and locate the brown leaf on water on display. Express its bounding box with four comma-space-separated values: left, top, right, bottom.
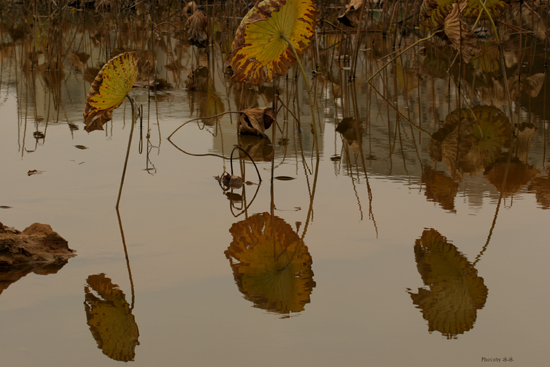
238, 107, 276, 137
443, 3, 479, 64
186, 10, 208, 48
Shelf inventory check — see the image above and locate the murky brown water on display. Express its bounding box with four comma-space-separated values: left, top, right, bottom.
1, 1, 549, 366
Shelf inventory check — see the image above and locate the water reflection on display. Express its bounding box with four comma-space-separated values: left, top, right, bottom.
408, 229, 488, 339
225, 213, 316, 317
84, 273, 139, 362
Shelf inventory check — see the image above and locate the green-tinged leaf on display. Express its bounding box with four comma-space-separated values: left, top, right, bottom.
230, 0, 318, 85
83, 52, 139, 132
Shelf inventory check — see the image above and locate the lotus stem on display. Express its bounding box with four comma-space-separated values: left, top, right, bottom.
116, 96, 138, 209
281, 34, 320, 159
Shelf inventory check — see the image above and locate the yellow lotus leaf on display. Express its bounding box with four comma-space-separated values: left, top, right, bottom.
230, 0, 317, 85
84, 274, 139, 362
225, 212, 316, 315
83, 52, 139, 132
409, 229, 488, 339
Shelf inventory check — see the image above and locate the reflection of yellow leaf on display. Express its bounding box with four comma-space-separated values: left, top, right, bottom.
225, 213, 315, 315
84, 274, 139, 362
230, 0, 317, 85
83, 52, 139, 132
409, 229, 488, 339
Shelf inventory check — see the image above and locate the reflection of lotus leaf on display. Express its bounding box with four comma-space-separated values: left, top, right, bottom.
84, 274, 139, 362
430, 106, 512, 178
485, 158, 539, 198
336, 118, 363, 153
409, 229, 488, 339
238, 135, 274, 162
420, 0, 514, 30
199, 90, 225, 125
225, 213, 315, 315
422, 167, 459, 212
528, 175, 550, 210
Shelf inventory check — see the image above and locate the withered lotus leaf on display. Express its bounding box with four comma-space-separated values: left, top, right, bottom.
230, 0, 317, 85
84, 273, 139, 362
337, 0, 364, 28
83, 52, 139, 133
225, 213, 315, 315
238, 107, 276, 137
186, 9, 208, 48
443, 3, 479, 64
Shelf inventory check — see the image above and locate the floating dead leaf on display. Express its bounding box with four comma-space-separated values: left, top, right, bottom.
220, 173, 245, 189
75, 145, 88, 150
27, 170, 44, 176
83, 52, 139, 133
409, 229, 488, 339
443, 3, 479, 64
238, 107, 276, 137
186, 10, 208, 48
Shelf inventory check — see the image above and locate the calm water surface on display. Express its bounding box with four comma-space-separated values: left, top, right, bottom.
0, 3, 549, 366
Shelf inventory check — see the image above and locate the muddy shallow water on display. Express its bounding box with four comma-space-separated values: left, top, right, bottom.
0, 2, 549, 366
